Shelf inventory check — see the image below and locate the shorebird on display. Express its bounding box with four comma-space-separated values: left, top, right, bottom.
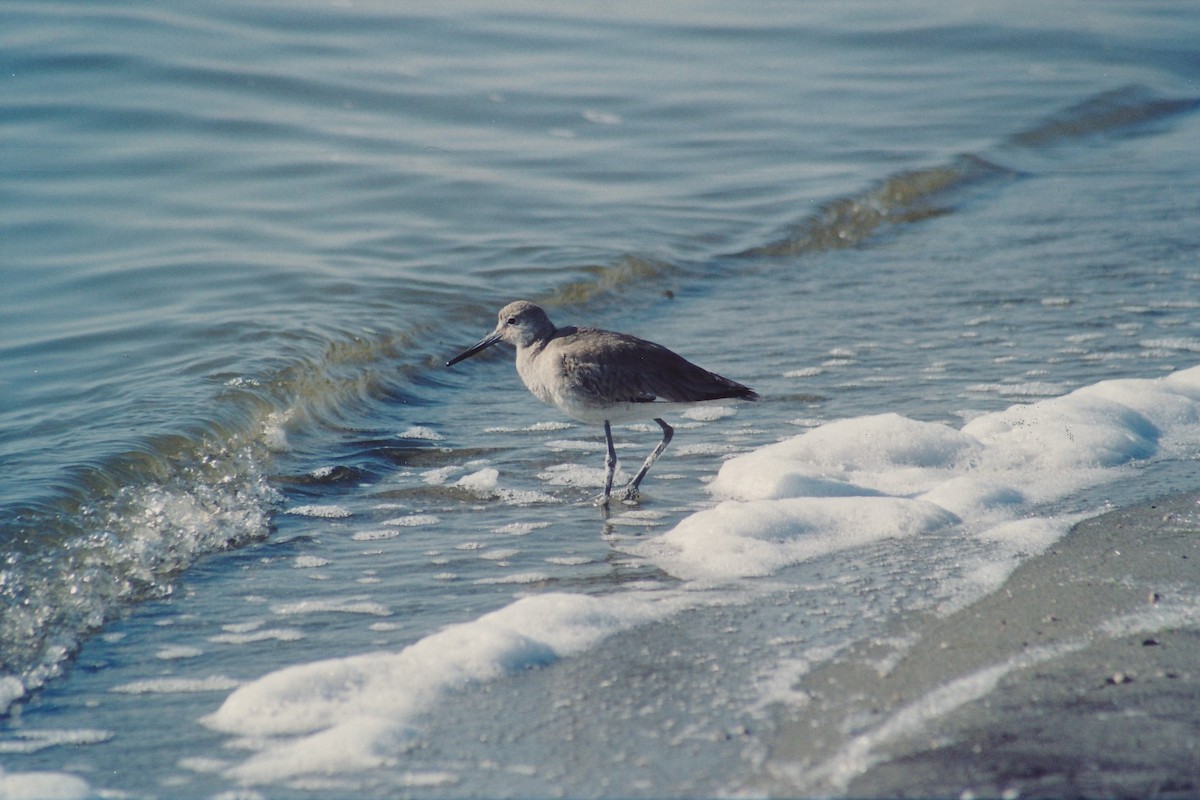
447, 301, 759, 505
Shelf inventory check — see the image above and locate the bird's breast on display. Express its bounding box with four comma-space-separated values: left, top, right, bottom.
515, 346, 560, 408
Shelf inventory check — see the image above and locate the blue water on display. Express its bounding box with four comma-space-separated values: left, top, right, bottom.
2, 0, 1199, 795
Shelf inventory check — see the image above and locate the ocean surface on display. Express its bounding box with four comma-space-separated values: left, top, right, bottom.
3, 0, 1200, 796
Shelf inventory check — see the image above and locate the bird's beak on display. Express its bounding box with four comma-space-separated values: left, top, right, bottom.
446, 329, 503, 366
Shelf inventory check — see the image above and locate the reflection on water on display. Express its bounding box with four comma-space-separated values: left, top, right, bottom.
1, 0, 1199, 795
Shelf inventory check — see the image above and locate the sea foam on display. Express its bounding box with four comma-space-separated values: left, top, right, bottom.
631, 367, 1200, 584
204, 591, 686, 783
204, 366, 1200, 784
0, 768, 94, 800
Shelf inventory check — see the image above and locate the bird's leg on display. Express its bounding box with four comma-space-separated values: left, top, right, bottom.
595, 420, 617, 506
620, 418, 673, 503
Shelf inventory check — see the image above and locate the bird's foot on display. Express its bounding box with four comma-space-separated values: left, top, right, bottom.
590, 485, 640, 507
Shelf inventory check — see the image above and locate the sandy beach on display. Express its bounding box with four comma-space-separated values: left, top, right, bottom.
763, 488, 1200, 798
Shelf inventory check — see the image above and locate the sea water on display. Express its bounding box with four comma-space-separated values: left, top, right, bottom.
2, 0, 1199, 796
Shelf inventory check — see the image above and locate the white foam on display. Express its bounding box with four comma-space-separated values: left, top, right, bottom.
479, 548, 520, 561
632, 497, 956, 582
398, 771, 460, 788
155, 645, 203, 660
398, 426, 443, 441
111, 676, 241, 694
0, 728, 112, 755
967, 381, 1072, 397
538, 463, 611, 488
682, 405, 736, 422
704, 413, 977, 502
262, 411, 292, 452
177, 756, 230, 774
1040, 296, 1072, 307
582, 108, 622, 125
484, 421, 573, 433
285, 504, 352, 519
209, 628, 304, 645
350, 529, 401, 542
203, 591, 686, 783
455, 467, 499, 493
473, 571, 550, 585
632, 367, 1200, 590
492, 521, 551, 536
1142, 337, 1200, 353
419, 466, 459, 485
604, 509, 669, 528
545, 555, 593, 566
380, 514, 440, 527
453, 468, 559, 505
368, 621, 400, 632
202, 366, 1200, 787
783, 367, 824, 378
674, 442, 739, 456
544, 439, 612, 452
0, 677, 24, 716
0, 768, 94, 800
271, 597, 391, 618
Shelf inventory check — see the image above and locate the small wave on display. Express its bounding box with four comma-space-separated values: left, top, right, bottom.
0, 429, 278, 710
0, 326, 430, 709
1007, 85, 1199, 149
736, 86, 1196, 262
736, 154, 1017, 259
438, 87, 1197, 375
543, 254, 682, 307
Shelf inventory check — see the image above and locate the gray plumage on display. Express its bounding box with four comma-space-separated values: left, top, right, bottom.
448, 301, 758, 505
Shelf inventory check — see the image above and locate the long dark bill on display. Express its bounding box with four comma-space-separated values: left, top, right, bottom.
446, 330, 503, 366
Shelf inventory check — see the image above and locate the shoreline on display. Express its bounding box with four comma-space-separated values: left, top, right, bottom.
761, 489, 1200, 798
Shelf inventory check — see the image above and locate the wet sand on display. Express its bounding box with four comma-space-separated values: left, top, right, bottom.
763, 490, 1200, 798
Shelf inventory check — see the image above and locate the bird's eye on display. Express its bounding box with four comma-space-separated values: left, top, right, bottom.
506, 317, 517, 325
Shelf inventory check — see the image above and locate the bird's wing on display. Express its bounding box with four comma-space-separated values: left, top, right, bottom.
558, 330, 747, 404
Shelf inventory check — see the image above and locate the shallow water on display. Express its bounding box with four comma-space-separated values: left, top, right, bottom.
2, 0, 1200, 796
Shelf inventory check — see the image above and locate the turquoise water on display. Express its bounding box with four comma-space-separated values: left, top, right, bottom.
2, 0, 1199, 795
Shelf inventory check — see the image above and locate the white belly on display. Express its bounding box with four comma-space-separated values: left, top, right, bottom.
516, 346, 691, 423
553, 395, 692, 424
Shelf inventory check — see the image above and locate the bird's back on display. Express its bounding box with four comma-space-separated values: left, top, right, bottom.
523, 326, 757, 419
